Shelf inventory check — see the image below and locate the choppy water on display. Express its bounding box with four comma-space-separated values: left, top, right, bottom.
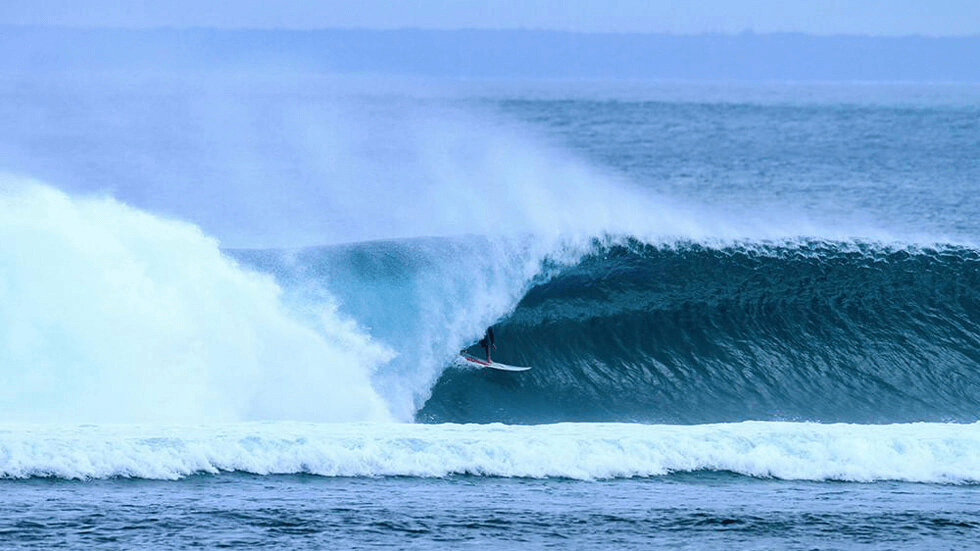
4, 474, 979, 550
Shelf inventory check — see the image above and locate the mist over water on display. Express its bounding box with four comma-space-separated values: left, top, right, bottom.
0, 75, 717, 249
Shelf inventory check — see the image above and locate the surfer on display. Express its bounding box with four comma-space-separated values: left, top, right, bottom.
479, 327, 496, 362
457, 327, 528, 371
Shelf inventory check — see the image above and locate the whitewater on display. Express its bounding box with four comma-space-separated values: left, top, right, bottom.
2, 77, 980, 549
4, 422, 980, 483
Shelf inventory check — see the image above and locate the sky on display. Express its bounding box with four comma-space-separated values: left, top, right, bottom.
1, 0, 979, 36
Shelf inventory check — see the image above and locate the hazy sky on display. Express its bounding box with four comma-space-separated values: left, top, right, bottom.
2, 0, 979, 36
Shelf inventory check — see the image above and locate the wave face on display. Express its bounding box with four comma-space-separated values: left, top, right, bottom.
419, 240, 980, 424
232, 235, 583, 421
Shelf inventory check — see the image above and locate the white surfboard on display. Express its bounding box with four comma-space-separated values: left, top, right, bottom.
458, 354, 532, 372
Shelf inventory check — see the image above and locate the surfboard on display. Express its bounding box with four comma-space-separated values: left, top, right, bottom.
458, 354, 532, 372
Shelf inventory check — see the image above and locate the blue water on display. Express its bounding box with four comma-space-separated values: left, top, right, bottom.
2, 77, 980, 549
3, 475, 979, 550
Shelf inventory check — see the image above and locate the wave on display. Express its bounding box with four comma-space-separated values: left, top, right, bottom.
228, 236, 980, 425
2, 421, 978, 483
419, 240, 980, 424
5, 181, 980, 427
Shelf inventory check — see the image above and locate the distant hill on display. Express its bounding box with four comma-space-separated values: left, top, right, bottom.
2, 26, 978, 82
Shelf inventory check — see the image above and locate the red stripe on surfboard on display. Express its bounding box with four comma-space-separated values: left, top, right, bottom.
462, 355, 492, 366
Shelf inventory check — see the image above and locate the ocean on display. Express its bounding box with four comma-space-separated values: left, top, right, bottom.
1, 76, 980, 549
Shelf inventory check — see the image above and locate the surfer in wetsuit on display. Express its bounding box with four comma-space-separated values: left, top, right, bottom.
479, 327, 496, 362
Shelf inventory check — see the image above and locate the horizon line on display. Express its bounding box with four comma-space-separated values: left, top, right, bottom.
3, 24, 979, 40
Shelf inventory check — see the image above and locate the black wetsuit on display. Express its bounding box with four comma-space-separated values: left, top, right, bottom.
479, 327, 495, 361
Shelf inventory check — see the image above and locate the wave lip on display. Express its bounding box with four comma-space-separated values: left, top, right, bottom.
2, 421, 979, 483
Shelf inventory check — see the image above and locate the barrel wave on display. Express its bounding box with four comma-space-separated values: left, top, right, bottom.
5, 181, 979, 429
419, 240, 980, 424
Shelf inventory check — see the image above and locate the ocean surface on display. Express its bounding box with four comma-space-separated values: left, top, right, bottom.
2, 76, 980, 549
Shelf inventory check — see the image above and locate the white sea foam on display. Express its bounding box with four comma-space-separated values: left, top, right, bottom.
1, 421, 978, 483
0, 180, 393, 423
